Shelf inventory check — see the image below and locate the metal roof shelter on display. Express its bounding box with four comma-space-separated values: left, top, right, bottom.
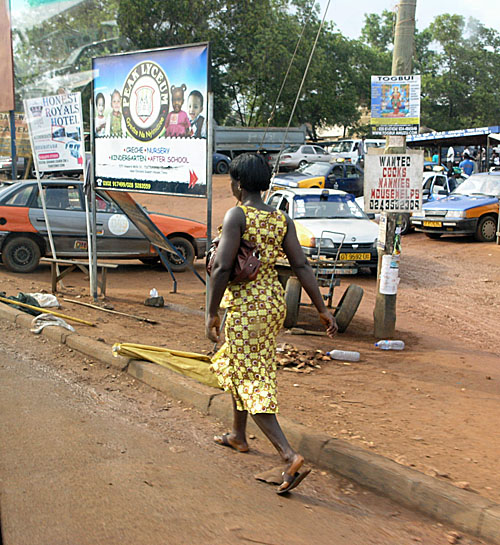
407, 126, 500, 147
407, 126, 500, 171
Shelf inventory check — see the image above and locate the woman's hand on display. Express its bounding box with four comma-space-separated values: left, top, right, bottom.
319, 310, 338, 338
206, 312, 221, 343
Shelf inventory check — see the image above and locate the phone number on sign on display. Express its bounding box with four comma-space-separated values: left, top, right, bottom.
369, 199, 421, 211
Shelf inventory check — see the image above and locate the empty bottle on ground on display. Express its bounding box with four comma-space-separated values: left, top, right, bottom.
327, 350, 360, 362
374, 340, 405, 350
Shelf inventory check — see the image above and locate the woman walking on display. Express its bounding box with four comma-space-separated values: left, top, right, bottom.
206, 153, 337, 494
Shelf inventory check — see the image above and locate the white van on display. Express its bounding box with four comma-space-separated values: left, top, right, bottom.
328, 139, 385, 164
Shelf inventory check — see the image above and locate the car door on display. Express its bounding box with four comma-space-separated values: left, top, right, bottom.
325, 165, 345, 189
312, 145, 331, 163
29, 183, 87, 255
94, 192, 150, 256
301, 145, 316, 164
429, 174, 448, 201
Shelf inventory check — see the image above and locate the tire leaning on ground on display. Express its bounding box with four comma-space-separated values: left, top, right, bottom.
165, 236, 195, 272
283, 277, 302, 329
399, 213, 412, 235
2, 236, 42, 273
474, 215, 497, 242
334, 284, 364, 333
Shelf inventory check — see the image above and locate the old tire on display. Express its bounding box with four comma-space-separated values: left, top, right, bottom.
2, 236, 41, 273
215, 159, 230, 174
474, 215, 497, 242
425, 233, 442, 239
165, 236, 195, 272
334, 284, 363, 333
283, 277, 301, 329
399, 213, 412, 235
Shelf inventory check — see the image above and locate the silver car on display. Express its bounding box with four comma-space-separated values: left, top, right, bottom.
269, 144, 332, 171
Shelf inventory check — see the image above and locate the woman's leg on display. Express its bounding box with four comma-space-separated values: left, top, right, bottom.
251, 413, 305, 487
214, 396, 249, 452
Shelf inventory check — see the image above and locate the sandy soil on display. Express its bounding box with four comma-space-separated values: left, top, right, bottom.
1, 174, 499, 505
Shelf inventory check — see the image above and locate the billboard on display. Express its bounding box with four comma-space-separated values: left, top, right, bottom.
371, 75, 421, 136
92, 43, 209, 197
24, 92, 84, 172
364, 149, 424, 213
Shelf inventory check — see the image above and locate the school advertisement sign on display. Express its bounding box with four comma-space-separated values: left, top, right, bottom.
92, 43, 209, 197
364, 149, 424, 213
24, 92, 84, 172
371, 75, 421, 136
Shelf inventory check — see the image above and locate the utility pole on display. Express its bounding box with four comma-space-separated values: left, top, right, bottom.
373, 0, 417, 337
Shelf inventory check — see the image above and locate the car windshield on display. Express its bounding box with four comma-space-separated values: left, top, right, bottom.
452, 175, 500, 198
293, 195, 368, 220
296, 162, 331, 176
329, 141, 353, 153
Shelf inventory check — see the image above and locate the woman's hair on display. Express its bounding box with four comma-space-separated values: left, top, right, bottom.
229, 153, 271, 192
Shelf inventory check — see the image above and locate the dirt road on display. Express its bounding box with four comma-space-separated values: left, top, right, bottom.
0, 174, 499, 507
1, 323, 478, 545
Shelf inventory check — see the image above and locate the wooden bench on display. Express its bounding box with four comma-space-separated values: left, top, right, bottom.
40, 258, 118, 296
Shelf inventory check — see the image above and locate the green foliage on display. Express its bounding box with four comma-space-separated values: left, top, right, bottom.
360, 9, 395, 51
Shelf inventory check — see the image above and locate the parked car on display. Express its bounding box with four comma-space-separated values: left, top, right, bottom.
268, 144, 331, 171
410, 172, 500, 242
0, 156, 29, 179
272, 160, 364, 196
212, 152, 231, 174
0, 180, 207, 273
266, 187, 378, 272
328, 139, 385, 164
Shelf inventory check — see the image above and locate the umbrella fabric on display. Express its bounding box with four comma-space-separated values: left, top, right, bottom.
112, 343, 221, 389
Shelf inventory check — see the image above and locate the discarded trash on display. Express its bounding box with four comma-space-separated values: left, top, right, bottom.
150, 288, 159, 298
327, 350, 360, 362
30, 314, 76, 334
28, 293, 60, 308
375, 340, 405, 350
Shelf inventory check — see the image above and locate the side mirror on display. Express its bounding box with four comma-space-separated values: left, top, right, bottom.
423, 189, 430, 196
438, 189, 448, 195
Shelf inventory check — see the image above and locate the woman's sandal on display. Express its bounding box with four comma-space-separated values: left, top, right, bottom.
276, 468, 311, 495
214, 433, 249, 453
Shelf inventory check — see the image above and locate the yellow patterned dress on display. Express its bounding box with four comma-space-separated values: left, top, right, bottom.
211, 205, 288, 414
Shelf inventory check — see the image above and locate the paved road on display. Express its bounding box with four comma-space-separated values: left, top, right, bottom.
0, 323, 477, 545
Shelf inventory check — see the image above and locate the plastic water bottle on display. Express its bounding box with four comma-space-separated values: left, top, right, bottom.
375, 340, 405, 350
327, 350, 360, 362
149, 288, 159, 297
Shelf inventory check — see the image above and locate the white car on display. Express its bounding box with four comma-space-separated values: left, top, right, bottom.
268, 144, 332, 171
266, 187, 379, 273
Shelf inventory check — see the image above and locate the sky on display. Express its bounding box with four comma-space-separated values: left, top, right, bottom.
317, 0, 499, 38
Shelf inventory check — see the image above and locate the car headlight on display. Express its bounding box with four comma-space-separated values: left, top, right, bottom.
313, 238, 334, 248
446, 210, 466, 218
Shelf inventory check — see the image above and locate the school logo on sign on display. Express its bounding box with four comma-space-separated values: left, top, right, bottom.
122, 61, 170, 142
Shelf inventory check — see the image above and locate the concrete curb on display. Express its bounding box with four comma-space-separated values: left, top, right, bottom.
1, 303, 498, 543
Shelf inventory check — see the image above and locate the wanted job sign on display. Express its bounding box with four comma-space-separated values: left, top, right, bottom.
364, 149, 424, 213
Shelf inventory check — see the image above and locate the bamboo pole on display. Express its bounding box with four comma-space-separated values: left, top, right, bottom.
63, 298, 157, 324
0, 295, 95, 326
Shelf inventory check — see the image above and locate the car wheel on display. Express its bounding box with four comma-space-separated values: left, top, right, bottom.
298, 160, 307, 168
399, 213, 412, 235
334, 284, 363, 333
474, 215, 497, 242
283, 277, 301, 329
425, 233, 442, 239
215, 160, 229, 175
165, 236, 195, 272
2, 236, 41, 273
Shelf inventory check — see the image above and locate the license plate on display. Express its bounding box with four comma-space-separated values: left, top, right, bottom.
339, 253, 371, 261
423, 221, 442, 227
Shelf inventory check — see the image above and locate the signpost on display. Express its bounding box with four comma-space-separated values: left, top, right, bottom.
372, 0, 417, 338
